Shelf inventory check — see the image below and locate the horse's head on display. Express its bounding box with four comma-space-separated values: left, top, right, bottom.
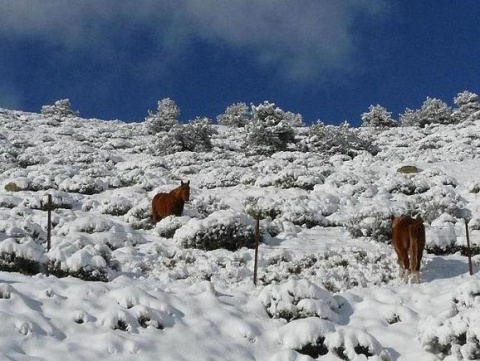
178, 180, 190, 202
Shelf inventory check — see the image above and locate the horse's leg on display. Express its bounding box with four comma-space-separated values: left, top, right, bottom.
409, 225, 423, 283
396, 249, 409, 281
400, 247, 410, 283
152, 199, 161, 224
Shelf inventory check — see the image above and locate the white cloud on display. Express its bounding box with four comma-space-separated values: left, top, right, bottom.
0, 0, 389, 84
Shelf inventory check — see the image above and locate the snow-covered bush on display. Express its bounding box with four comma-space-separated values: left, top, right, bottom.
304, 121, 378, 157
191, 195, 229, 218
259, 279, 338, 322
144, 98, 180, 134
217, 102, 251, 127
453, 90, 480, 123
125, 203, 153, 230
361, 104, 397, 128
0, 237, 47, 275
254, 166, 324, 191
345, 212, 392, 242
405, 186, 464, 224
154, 216, 190, 238
400, 97, 453, 127
156, 117, 215, 154
276, 317, 391, 360
279, 198, 331, 228
174, 210, 257, 251
244, 101, 303, 155
419, 279, 480, 360
59, 175, 108, 195
41, 99, 79, 119
384, 173, 430, 196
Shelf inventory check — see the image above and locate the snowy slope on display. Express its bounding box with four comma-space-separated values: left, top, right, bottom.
0, 108, 479, 360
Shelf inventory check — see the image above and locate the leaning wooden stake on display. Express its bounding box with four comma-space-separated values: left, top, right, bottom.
253, 218, 260, 285
465, 218, 473, 276
47, 194, 52, 252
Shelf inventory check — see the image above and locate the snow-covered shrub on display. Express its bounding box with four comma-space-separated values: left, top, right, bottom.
41, 99, 79, 119
345, 212, 392, 242
258, 279, 338, 322
453, 90, 480, 123
56, 216, 114, 235
406, 186, 464, 224
196, 167, 247, 189
419, 279, 480, 360
191, 195, 229, 218
384, 174, 430, 196
244, 101, 303, 155
217, 102, 251, 127
97, 196, 133, 216
144, 98, 180, 134
361, 104, 397, 128
154, 216, 190, 238
255, 168, 323, 191
426, 213, 459, 255
156, 118, 215, 154
125, 203, 153, 230
276, 317, 391, 360
244, 196, 282, 221
400, 97, 453, 127
26, 191, 75, 210
0, 237, 47, 275
17, 151, 48, 168
279, 198, 331, 228
59, 175, 108, 195
174, 210, 257, 251
305, 121, 378, 157
0, 194, 22, 208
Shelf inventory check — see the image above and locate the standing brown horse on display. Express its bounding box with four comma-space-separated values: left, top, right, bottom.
391, 215, 426, 283
151, 181, 190, 224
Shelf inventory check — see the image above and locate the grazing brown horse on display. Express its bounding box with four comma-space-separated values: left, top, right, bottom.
151, 181, 190, 224
391, 215, 426, 283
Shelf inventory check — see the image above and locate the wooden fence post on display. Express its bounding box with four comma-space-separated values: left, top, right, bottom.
465, 218, 473, 276
253, 217, 260, 285
47, 194, 52, 252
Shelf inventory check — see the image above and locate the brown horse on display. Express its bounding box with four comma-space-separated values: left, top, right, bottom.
391, 215, 426, 283
151, 181, 190, 224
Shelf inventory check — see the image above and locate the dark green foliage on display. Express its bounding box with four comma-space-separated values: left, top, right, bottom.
295, 337, 328, 358
0, 252, 109, 282
182, 224, 256, 251
0, 252, 42, 276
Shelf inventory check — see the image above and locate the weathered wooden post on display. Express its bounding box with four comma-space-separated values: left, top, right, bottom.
245, 197, 264, 285
465, 218, 473, 276
47, 194, 52, 252
253, 217, 260, 285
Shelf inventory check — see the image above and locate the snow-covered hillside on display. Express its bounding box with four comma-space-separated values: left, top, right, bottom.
1, 107, 479, 360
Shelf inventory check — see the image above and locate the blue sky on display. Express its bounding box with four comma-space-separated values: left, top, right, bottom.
0, 1, 479, 127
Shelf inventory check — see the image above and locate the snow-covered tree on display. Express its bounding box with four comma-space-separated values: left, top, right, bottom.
156, 117, 215, 154
217, 102, 251, 127
41, 99, 79, 119
400, 97, 452, 127
145, 98, 180, 134
244, 101, 303, 155
305, 121, 378, 157
453, 90, 480, 122
361, 104, 397, 128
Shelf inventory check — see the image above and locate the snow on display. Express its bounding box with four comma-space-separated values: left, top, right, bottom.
1, 108, 480, 360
